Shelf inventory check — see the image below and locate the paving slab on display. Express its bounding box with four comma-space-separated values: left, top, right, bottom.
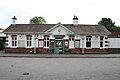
0, 50, 120, 58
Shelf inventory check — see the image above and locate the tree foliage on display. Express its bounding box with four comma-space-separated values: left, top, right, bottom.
98, 18, 120, 32
30, 16, 47, 24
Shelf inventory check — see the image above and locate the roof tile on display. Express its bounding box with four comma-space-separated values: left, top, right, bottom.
3, 24, 110, 35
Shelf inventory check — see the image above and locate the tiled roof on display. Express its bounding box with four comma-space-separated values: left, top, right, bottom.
3, 24, 110, 35
108, 32, 120, 38
0, 28, 3, 30
3, 24, 55, 33
64, 24, 110, 35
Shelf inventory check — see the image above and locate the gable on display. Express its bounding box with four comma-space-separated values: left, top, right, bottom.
45, 23, 74, 35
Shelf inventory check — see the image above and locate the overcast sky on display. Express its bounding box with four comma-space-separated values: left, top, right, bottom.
0, 0, 120, 29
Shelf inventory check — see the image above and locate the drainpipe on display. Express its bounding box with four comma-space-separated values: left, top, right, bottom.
82, 37, 84, 54
34, 32, 37, 54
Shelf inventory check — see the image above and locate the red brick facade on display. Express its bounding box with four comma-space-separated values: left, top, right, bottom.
5, 47, 33, 53
37, 48, 48, 54
5, 47, 108, 54
84, 48, 108, 54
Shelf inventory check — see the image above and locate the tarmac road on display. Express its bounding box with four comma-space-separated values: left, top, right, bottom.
0, 57, 120, 80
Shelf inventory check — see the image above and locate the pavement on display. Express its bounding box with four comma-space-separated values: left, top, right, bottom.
1, 57, 120, 80
0, 50, 120, 58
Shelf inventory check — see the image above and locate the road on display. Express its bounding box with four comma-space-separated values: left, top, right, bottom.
0, 58, 120, 80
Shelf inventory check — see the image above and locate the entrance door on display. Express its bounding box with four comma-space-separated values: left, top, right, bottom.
54, 40, 63, 54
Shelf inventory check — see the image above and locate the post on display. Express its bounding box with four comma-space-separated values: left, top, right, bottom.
82, 37, 84, 54
34, 33, 37, 54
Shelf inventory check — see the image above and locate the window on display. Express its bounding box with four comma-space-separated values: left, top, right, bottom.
44, 37, 49, 48
26, 36, 32, 47
86, 36, 92, 47
75, 40, 80, 48
69, 37, 74, 48
100, 36, 104, 47
69, 37, 74, 41
56, 40, 62, 47
105, 36, 108, 39
6, 40, 8, 42
64, 41, 69, 48
12, 35, 17, 47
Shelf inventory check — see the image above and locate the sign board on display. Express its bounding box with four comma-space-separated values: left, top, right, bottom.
54, 35, 65, 39
39, 40, 43, 47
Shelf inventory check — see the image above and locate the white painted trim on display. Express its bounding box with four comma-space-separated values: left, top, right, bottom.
86, 48, 92, 49
100, 47, 105, 49
45, 23, 74, 34
44, 47, 49, 48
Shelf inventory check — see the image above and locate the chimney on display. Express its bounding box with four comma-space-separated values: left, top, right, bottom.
73, 15, 78, 26
12, 16, 17, 25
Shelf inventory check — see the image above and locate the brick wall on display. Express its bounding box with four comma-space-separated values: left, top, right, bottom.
37, 48, 47, 54
5, 47, 33, 53
84, 48, 108, 54
70, 48, 81, 54
64, 48, 108, 54
108, 48, 120, 54
5, 47, 109, 54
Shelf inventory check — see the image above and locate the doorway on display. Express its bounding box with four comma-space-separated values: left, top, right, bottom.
54, 40, 63, 54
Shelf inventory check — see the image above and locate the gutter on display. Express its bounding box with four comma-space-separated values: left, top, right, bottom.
3, 32, 44, 35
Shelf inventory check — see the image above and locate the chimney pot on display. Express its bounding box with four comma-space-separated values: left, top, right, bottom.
73, 15, 78, 26
12, 16, 17, 25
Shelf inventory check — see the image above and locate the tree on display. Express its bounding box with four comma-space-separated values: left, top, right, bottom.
98, 18, 115, 31
30, 16, 47, 24
98, 18, 120, 32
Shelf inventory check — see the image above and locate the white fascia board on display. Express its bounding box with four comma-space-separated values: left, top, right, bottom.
4, 32, 44, 35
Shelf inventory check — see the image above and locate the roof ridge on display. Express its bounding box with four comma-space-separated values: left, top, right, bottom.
15, 24, 56, 25
10, 24, 99, 26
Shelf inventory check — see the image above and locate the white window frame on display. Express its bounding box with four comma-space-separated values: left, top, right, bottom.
100, 36, 104, 48
75, 40, 80, 48
86, 36, 92, 48
26, 36, 32, 47
69, 37, 74, 48
44, 37, 49, 48
12, 36, 17, 47
69, 37, 74, 41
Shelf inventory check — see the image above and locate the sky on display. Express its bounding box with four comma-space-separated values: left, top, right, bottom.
0, 0, 120, 29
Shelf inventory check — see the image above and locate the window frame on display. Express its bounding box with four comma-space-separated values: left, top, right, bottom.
44, 36, 49, 48
26, 36, 32, 47
69, 37, 74, 41
11, 35, 17, 47
75, 40, 80, 48
100, 36, 104, 48
64, 40, 69, 48
69, 36, 75, 48
86, 36, 92, 48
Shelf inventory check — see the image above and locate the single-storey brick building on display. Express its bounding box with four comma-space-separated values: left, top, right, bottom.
3, 16, 110, 54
